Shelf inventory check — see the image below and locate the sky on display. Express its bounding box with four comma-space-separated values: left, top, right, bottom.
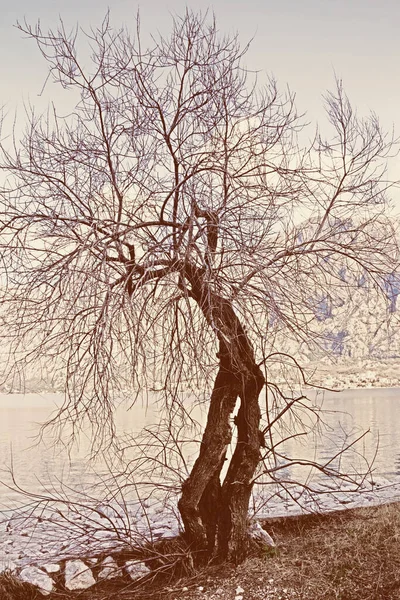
1, 0, 399, 119
1, 0, 400, 187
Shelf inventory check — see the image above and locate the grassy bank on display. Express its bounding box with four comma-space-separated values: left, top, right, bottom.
2, 501, 400, 599
257, 501, 400, 599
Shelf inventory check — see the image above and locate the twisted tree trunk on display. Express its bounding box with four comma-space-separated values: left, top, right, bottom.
178, 264, 265, 563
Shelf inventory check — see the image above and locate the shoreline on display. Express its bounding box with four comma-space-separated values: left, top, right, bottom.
1, 473, 400, 570
2, 500, 400, 599
3, 355, 400, 396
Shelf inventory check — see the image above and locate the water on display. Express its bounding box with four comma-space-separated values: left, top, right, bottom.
309, 388, 400, 479
0, 388, 400, 513
272, 387, 400, 481
0, 393, 160, 509
253, 387, 400, 516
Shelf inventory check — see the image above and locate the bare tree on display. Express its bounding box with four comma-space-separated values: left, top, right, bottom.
0, 11, 398, 563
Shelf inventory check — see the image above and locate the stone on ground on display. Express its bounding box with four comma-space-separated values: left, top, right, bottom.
98, 555, 119, 579
65, 559, 96, 590
248, 521, 275, 547
43, 563, 60, 574
19, 566, 54, 596
125, 560, 151, 580
0, 559, 17, 574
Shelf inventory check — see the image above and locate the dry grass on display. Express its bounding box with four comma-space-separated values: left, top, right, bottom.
0, 571, 38, 600
266, 501, 400, 599
3, 502, 400, 599
142, 502, 400, 600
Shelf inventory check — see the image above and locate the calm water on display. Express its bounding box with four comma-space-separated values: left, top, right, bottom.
0, 388, 399, 512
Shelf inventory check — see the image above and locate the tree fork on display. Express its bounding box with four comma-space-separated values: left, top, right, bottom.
180, 263, 266, 562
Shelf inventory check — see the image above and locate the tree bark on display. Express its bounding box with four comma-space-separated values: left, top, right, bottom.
178, 262, 265, 563
178, 345, 238, 559
217, 367, 264, 562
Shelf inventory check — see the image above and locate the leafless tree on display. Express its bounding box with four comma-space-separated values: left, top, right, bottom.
0, 11, 398, 563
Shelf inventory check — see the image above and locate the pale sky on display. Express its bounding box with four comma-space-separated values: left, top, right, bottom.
1, 0, 399, 169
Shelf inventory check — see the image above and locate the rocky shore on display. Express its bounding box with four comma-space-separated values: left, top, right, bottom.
15, 555, 153, 595
1, 479, 400, 597
2, 501, 400, 600
0, 514, 275, 596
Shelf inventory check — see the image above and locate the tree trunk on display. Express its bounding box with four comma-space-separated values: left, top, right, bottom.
178, 344, 239, 560
178, 263, 265, 563
179, 349, 264, 563
217, 368, 264, 563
